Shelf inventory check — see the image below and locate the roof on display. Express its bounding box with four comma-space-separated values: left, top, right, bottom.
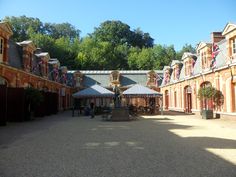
8, 39, 23, 69
83, 74, 110, 87
35, 52, 50, 58
122, 84, 162, 97
48, 58, 60, 65
17, 40, 33, 45
181, 52, 197, 60
0, 21, 13, 36
170, 60, 181, 67
72, 84, 114, 98
222, 22, 236, 36
74, 70, 163, 74
120, 73, 147, 86
69, 70, 163, 88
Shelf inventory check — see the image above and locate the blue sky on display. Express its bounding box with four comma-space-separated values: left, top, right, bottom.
0, 0, 235, 50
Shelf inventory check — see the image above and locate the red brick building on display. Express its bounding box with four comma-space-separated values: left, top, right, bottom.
0, 21, 73, 114
160, 22, 236, 117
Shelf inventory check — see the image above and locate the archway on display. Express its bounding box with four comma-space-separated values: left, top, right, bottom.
184, 85, 192, 113
200, 81, 213, 110
164, 90, 169, 110
0, 76, 9, 86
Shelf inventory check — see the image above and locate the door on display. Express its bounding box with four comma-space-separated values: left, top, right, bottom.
184, 86, 192, 113
165, 90, 169, 110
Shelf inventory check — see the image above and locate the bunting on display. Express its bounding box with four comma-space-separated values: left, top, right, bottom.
164, 70, 170, 85
61, 73, 67, 84
52, 68, 59, 81
176, 66, 180, 79
210, 43, 220, 69
32, 60, 44, 74
155, 73, 162, 86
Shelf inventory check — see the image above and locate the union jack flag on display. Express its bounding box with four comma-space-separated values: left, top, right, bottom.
210, 43, 220, 69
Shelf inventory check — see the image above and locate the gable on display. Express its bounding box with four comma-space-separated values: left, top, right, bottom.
0, 22, 13, 36
196, 42, 208, 51
222, 23, 236, 36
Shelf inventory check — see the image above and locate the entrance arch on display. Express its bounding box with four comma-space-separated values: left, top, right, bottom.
184, 85, 192, 113
164, 90, 169, 110
0, 76, 9, 86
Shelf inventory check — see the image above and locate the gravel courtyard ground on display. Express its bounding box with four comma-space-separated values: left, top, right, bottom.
0, 111, 236, 177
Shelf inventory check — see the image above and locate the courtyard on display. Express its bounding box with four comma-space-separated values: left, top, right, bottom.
0, 112, 236, 177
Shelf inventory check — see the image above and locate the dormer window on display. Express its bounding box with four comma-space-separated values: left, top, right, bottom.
110, 71, 120, 86
200, 46, 212, 70
147, 71, 157, 86
185, 61, 190, 76
173, 65, 180, 80
74, 72, 83, 88
164, 69, 170, 84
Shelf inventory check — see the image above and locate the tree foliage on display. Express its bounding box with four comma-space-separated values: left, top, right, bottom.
176, 43, 196, 60
4, 16, 195, 70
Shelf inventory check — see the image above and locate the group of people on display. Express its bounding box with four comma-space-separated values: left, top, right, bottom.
72, 101, 95, 118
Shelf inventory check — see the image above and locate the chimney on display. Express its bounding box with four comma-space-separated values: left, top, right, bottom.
211, 32, 225, 43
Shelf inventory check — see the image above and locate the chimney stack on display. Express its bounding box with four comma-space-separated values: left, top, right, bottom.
211, 32, 225, 43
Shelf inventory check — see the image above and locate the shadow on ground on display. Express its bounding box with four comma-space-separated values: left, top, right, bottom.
0, 111, 236, 177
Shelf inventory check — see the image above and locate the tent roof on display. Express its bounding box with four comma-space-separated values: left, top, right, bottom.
72, 84, 114, 98
122, 84, 162, 97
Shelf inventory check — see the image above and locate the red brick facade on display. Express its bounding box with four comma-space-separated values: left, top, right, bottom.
0, 22, 73, 111
160, 23, 236, 117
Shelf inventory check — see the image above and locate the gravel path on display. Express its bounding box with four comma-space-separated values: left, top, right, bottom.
0, 112, 236, 177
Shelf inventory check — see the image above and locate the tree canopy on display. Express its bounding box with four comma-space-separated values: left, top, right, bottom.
3, 16, 196, 70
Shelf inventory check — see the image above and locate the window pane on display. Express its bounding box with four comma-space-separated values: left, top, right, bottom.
0, 39, 3, 54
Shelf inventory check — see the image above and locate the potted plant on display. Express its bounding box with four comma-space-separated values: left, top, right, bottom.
197, 86, 224, 119
212, 89, 224, 118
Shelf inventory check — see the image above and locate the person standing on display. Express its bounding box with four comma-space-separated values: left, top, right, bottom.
90, 102, 95, 118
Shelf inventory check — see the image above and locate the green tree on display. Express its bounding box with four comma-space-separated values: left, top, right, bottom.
43, 22, 80, 40
152, 45, 175, 69
176, 43, 196, 60
4, 15, 43, 42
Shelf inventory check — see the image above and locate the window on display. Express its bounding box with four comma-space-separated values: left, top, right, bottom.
201, 51, 207, 69
0, 38, 3, 54
113, 74, 118, 81
0, 37, 4, 62
232, 38, 236, 55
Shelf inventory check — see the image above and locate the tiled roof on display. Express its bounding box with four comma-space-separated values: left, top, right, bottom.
75, 70, 163, 74
83, 74, 110, 87
215, 39, 227, 68
120, 73, 147, 86
68, 70, 163, 88
8, 40, 23, 69
192, 54, 202, 75
72, 84, 114, 98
